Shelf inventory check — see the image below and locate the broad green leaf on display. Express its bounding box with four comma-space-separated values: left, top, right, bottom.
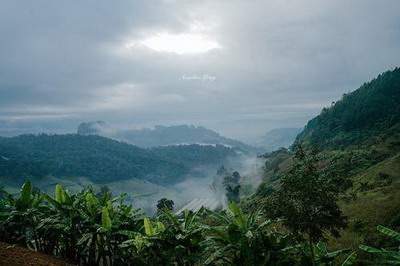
228, 201, 246, 228
144, 217, 154, 236
77, 233, 92, 246
359, 244, 383, 253
43, 194, 61, 209
377, 225, 400, 241
254, 216, 271, 232
85, 192, 99, 214
156, 221, 165, 232
316, 241, 328, 254
55, 184, 65, 203
326, 249, 348, 258
101, 206, 112, 230
63, 189, 72, 205
342, 251, 356, 266
20, 181, 32, 205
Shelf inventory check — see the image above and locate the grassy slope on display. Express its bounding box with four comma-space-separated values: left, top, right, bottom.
330, 152, 400, 249
252, 141, 400, 251
253, 68, 400, 248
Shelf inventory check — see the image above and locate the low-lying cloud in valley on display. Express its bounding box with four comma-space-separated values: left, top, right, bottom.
1, 0, 400, 142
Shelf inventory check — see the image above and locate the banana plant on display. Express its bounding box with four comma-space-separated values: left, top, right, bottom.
314, 242, 348, 265
121, 216, 166, 265
157, 209, 205, 265
202, 202, 293, 265
0, 181, 46, 247
297, 241, 355, 265
75, 190, 114, 265
359, 225, 400, 264
40, 184, 84, 260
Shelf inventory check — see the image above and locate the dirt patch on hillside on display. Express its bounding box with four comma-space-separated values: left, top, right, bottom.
0, 242, 74, 266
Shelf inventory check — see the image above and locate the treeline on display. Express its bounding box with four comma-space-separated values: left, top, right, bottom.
0, 134, 237, 185
296, 68, 400, 148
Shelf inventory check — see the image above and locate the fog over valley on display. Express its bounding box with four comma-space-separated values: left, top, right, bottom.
0, 2, 400, 265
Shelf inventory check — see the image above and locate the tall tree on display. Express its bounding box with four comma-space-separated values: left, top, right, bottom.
156, 198, 174, 215
270, 146, 347, 265
223, 171, 241, 203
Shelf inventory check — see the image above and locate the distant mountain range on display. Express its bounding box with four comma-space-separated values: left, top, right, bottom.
0, 134, 238, 186
77, 122, 258, 152
256, 128, 301, 151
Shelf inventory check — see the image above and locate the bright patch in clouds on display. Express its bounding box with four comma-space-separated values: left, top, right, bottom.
131, 33, 221, 55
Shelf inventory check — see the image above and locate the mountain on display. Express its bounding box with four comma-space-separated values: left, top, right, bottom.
253, 68, 400, 249
77, 121, 111, 136
77, 123, 256, 152
0, 134, 238, 186
295, 68, 400, 149
256, 128, 301, 151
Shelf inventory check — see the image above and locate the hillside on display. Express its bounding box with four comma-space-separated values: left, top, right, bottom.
295, 68, 400, 149
252, 68, 400, 250
256, 128, 301, 151
77, 123, 256, 152
0, 134, 237, 186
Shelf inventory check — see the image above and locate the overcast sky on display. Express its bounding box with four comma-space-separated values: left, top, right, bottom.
1, 0, 399, 142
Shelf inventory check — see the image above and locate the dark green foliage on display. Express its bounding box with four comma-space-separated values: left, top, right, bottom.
359, 225, 400, 264
0, 182, 143, 265
269, 146, 347, 264
156, 198, 174, 214
0, 134, 237, 185
0, 181, 360, 265
150, 144, 237, 170
295, 68, 400, 149
201, 202, 297, 265
0, 134, 186, 184
223, 171, 241, 203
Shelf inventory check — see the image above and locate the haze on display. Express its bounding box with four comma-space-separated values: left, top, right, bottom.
1, 0, 400, 142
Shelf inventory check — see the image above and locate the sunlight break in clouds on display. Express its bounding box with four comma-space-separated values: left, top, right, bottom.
128, 33, 221, 55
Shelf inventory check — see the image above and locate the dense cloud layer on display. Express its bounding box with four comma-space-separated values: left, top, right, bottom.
1, 0, 399, 142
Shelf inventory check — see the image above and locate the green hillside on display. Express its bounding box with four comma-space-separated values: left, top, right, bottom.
295, 68, 400, 149
0, 134, 237, 185
251, 68, 400, 252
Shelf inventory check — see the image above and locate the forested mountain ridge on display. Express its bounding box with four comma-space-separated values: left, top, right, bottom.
0, 134, 237, 185
295, 68, 400, 149
77, 123, 257, 152
251, 68, 400, 251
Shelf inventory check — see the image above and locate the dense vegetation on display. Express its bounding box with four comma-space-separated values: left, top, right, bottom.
0, 134, 237, 185
0, 180, 358, 265
253, 68, 400, 263
295, 68, 400, 149
150, 144, 237, 170
2, 152, 397, 265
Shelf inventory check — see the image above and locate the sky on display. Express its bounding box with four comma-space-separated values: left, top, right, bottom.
1, 0, 399, 142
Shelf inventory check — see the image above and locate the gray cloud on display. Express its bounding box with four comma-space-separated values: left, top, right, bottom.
1, 0, 399, 142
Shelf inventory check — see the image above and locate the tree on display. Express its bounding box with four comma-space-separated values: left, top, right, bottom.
156, 198, 174, 215
270, 146, 347, 265
223, 171, 241, 203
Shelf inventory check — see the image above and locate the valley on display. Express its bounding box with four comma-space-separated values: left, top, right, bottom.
1, 1, 400, 263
